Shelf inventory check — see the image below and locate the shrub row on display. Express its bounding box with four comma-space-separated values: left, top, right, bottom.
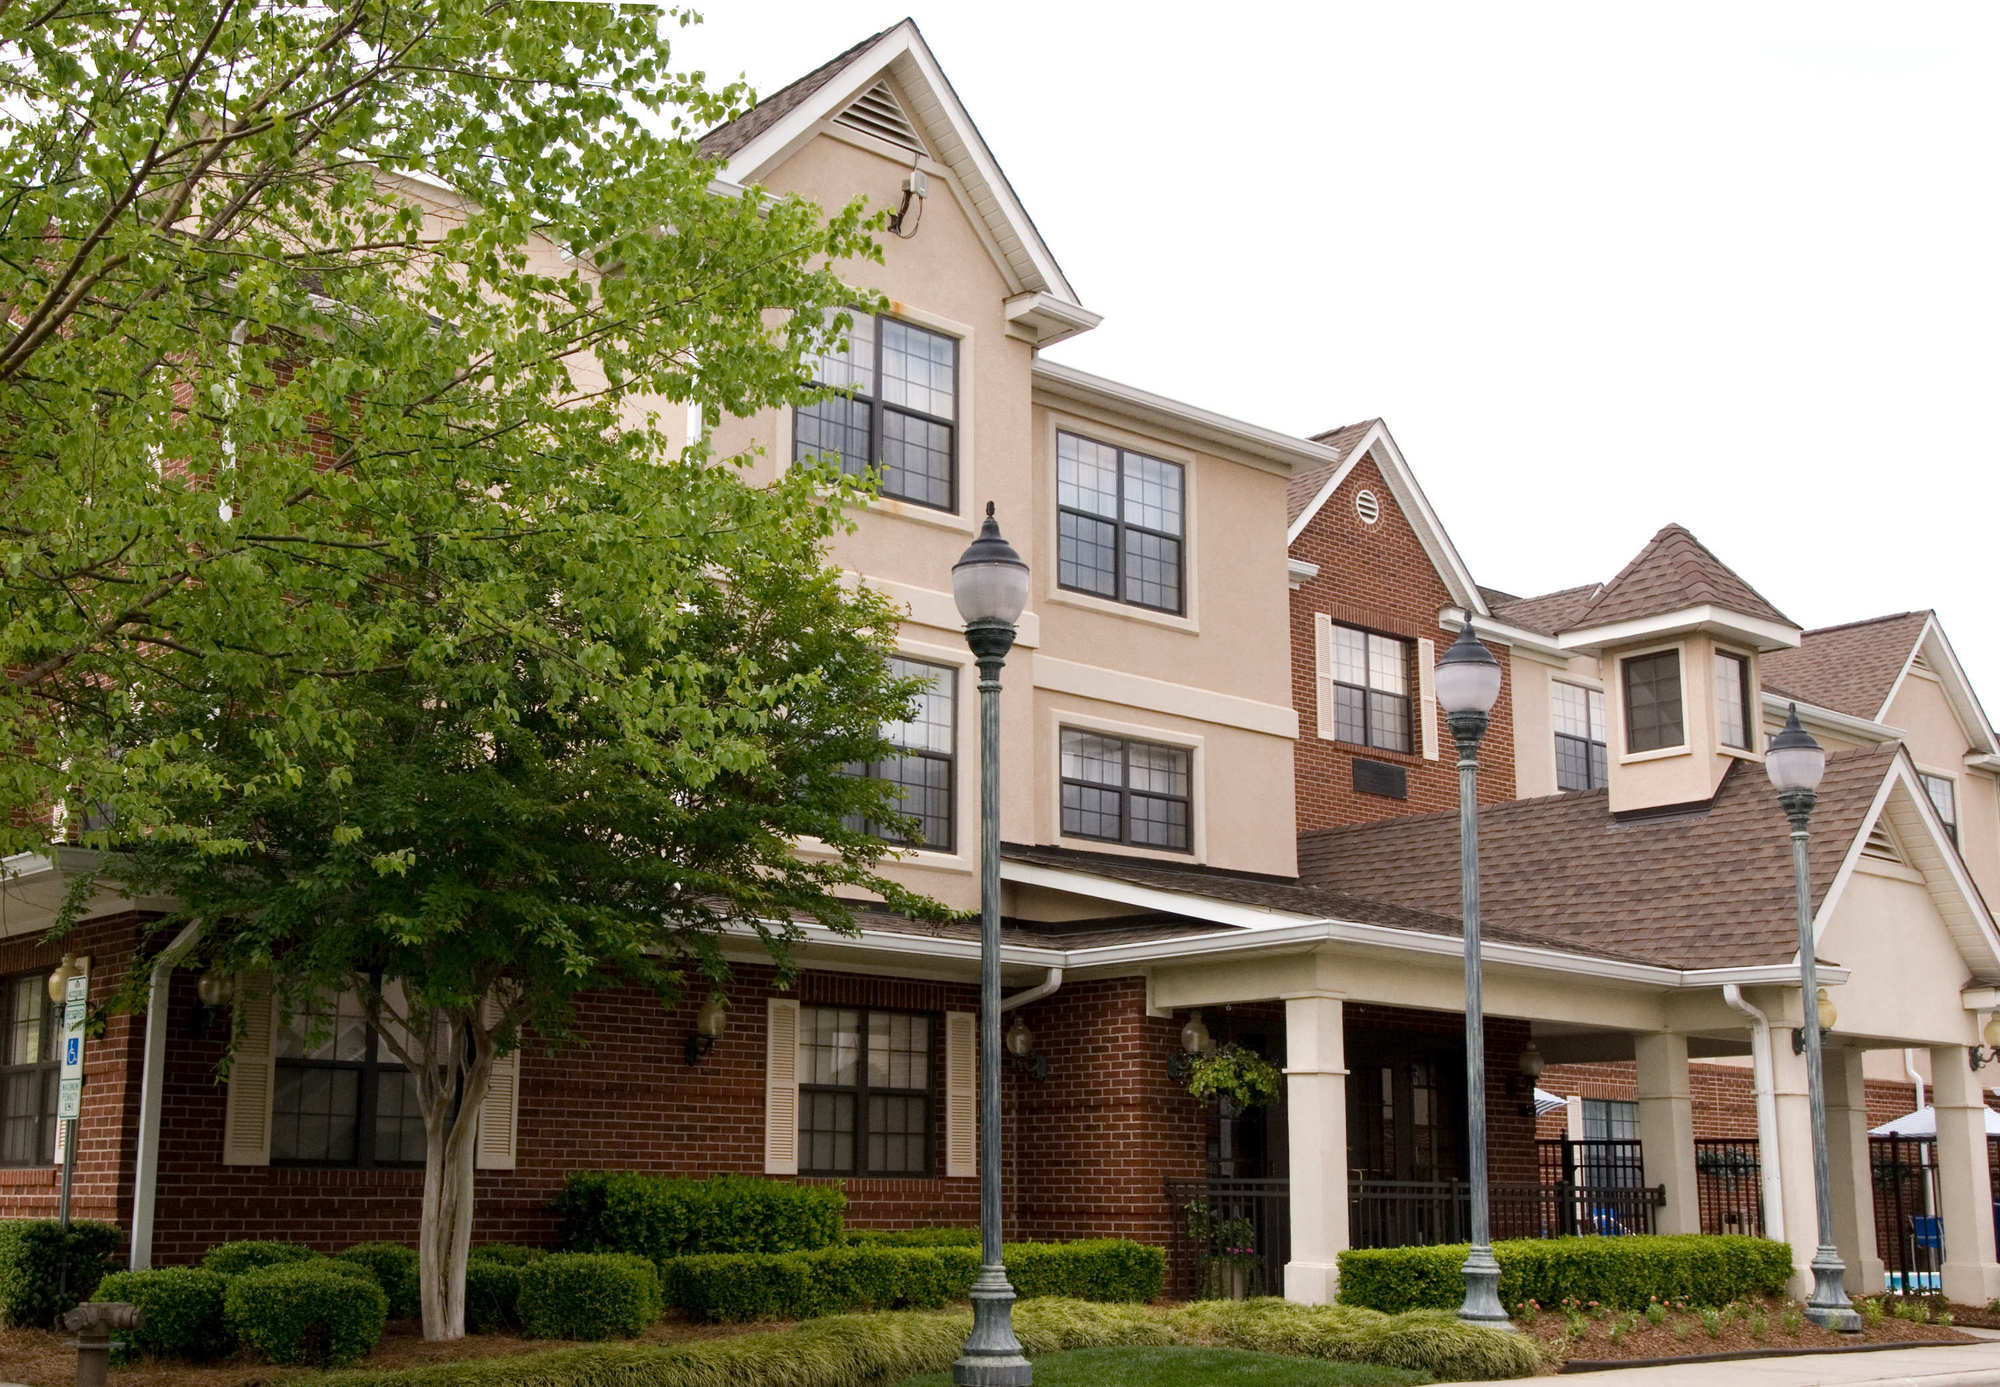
842, 1226, 980, 1248
555, 1172, 844, 1262
663, 1239, 1164, 1323
98, 1258, 388, 1367
0, 1220, 120, 1328
1336, 1234, 1794, 1314
305, 1296, 1538, 1387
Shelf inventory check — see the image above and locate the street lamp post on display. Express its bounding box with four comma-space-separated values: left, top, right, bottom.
1433, 616, 1510, 1329
951, 502, 1033, 1387
1766, 704, 1861, 1332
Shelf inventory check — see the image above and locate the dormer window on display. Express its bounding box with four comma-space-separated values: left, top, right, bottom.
1713, 651, 1753, 751
1622, 649, 1684, 754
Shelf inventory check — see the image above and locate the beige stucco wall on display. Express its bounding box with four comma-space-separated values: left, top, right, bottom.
1511, 650, 1606, 799
1820, 863, 1979, 1047
700, 127, 1298, 911
1886, 669, 2000, 903
1605, 634, 1763, 813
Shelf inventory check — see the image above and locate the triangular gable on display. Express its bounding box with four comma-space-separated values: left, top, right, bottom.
1812, 750, 2000, 982
1879, 614, 2000, 757
707, 20, 1093, 335
1284, 419, 1487, 617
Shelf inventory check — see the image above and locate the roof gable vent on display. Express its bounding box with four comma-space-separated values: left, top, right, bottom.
1862, 819, 1906, 865
834, 80, 927, 156
1909, 650, 1935, 677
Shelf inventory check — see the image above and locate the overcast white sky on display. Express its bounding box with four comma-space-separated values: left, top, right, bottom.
670, 3, 2000, 706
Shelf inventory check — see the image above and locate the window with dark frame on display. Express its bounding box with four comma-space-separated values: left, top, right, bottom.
793, 310, 958, 511
1920, 772, 1959, 846
0, 973, 58, 1168
1328, 623, 1413, 754
1621, 649, 1684, 754
1552, 682, 1608, 791
842, 657, 956, 851
1713, 650, 1753, 750
796, 1007, 933, 1177
271, 989, 425, 1168
1055, 431, 1185, 614
1058, 728, 1192, 851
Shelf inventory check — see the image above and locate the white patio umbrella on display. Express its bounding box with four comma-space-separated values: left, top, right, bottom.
1870, 1104, 2000, 1138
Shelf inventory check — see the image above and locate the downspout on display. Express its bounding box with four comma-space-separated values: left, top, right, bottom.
129, 921, 202, 1269
1723, 984, 1786, 1244
1000, 967, 1062, 1013
1907, 1048, 1936, 1221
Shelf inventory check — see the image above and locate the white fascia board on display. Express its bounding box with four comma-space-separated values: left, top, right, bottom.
1439, 607, 1568, 665
1903, 617, 2000, 756
1030, 360, 1312, 477
1004, 291, 1103, 347
0, 851, 55, 882
1967, 754, 2000, 775
1283, 422, 1376, 545
1287, 558, 1321, 590
1760, 690, 1903, 745
1002, 860, 1312, 930
1558, 606, 1802, 654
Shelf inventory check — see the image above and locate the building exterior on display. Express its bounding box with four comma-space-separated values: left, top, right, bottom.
3, 18, 1998, 1311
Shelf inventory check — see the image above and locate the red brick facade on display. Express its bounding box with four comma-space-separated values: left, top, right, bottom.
1289, 454, 1516, 831
1534, 1059, 1932, 1140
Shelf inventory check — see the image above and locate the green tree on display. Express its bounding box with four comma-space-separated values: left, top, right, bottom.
0, 0, 938, 1338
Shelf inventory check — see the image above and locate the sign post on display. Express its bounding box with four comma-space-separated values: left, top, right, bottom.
57, 970, 86, 1231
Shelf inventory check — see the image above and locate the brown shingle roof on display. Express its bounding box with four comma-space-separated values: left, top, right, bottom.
1489, 583, 1603, 637
1296, 748, 1897, 970
1762, 612, 1929, 722
698, 25, 896, 162
1570, 524, 1794, 631
1286, 419, 1379, 525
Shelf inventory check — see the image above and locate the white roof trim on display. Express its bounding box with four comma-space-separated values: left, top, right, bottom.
717, 21, 1087, 316
1283, 421, 1486, 617
1877, 615, 2000, 757
1760, 690, 1904, 746
1557, 605, 1801, 654
1030, 360, 1311, 477
1439, 607, 1569, 666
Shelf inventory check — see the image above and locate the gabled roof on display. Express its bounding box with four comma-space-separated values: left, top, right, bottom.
1488, 583, 1603, 638
1284, 418, 1488, 617
1571, 523, 1793, 632
1296, 747, 1981, 972
1762, 612, 1931, 723
697, 20, 1093, 334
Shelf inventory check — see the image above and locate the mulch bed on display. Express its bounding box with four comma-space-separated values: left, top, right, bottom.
0, 1314, 767, 1387
1520, 1295, 1972, 1371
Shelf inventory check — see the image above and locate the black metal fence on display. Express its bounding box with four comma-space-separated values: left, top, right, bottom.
1164, 1177, 1291, 1300
1871, 1135, 1943, 1294
1694, 1138, 1764, 1237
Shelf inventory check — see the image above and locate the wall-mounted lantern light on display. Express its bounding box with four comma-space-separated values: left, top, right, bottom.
685, 998, 727, 1067
189, 968, 236, 1038
1167, 1010, 1214, 1081
46, 954, 79, 1005
1967, 1013, 2000, 1070
1790, 987, 1837, 1056
1005, 1015, 1048, 1082
1509, 1040, 1546, 1115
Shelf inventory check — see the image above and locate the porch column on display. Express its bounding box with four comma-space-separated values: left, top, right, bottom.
1822, 1048, 1884, 1294
1282, 992, 1348, 1305
1930, 1044, 2000, 1303
1634, 1032, 1700, 1234
1771, 1035, 1822, 1298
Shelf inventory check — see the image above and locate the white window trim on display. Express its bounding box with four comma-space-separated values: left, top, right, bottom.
1615, 640, 1693, 763
1044, 705, 1206, 864
1041, 409, 1200, 634
1550, 676, 1610, 791
1712, 644, 1762, 760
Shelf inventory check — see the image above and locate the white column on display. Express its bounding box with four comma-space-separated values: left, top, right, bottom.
1771, 1036, 1821, 1298
1822, 1048, 1884, 1294
1283, 993, 1348, 1305
1930, 1044, 2000, 1304
1634, 1032, 1700, 1235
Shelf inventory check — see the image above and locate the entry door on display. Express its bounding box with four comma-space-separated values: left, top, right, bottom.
1348, 1048, 1465, 1183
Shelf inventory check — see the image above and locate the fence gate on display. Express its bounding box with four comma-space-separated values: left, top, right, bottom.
1164, 1177, 1290, 1300
1871, 1135, 1943, 1294
1694, 1138, 1764, 1237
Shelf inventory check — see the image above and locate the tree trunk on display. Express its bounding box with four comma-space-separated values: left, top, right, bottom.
407, 1008, 495, 1342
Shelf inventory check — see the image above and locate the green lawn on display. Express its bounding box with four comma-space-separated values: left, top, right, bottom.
895, 1346, 1430, 1386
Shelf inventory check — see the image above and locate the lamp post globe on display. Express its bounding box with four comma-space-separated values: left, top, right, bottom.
951, 503, 1032, 1387
1768, 704, 1859, 1332
1437, 616, 1511, 1329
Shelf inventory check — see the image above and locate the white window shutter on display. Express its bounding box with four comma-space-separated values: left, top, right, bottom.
1313, 614, 1336, 740
945, 1010, 977, 1178
764, 998, 800, 1175
1418, 636, 1439, 761
222, 976, 277, 1166
476, 994, 519, 1171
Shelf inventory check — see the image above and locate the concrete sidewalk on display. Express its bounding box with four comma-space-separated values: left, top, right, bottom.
1439, 1340, 2000, 1386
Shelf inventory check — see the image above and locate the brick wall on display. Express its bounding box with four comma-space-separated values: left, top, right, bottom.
1289, 454, 1516, 831
1536, 1059, 1940, 1140
1346, 1002, 1538, 1185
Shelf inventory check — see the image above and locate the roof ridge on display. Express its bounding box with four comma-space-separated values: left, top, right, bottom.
1798, 610, 1932, 639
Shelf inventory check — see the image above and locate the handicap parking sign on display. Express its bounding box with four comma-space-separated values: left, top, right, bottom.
65, 1036, 79, 1066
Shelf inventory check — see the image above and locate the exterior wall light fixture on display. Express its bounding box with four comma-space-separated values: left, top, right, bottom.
1167, 1009, 1213, 1081
685, 998, 727, 1067
47, 954, 80, 1005
1789, 988, 1837, 1055
1004, 1015, 1048, 1082
189, 968, 236, 1038
1967, 1014, 2000, 1070
1509, 1040, 1546, 1115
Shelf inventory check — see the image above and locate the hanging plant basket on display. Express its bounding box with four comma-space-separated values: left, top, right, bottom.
1182, 1043, 1283, 1111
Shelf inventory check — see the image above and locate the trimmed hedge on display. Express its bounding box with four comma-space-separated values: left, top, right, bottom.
555, 1172, 845, 1263
93, 1267, 231, 1360
1337, 1234, 1793, 1314
663, 1239, 1164, 1323
517, 1253, 662, 1341
202, 1238, 317, 1278
843, 1227, 980, 1248
0, 1219, 120, 1328
471, 1243, 549, 1267
466, 1259, 522, 1335
338, 1243, 421, 1319
224, 1260, 388, 1368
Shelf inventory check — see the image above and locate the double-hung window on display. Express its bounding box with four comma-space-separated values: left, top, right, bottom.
1622, 650, 1684, 754
1055, 432, 1185, 614
272, 990, 425, 1167
1921, 773, 1959, 845
797, 1007, 933, 1177
1714, 651, 1753, 750
843, 657, 956, 851
1553, 683, 1608, 791
0, 973, 58, 1167
1328, 624, 1413, 754
1059, 729, 1192, 851
794, 311, 958, 511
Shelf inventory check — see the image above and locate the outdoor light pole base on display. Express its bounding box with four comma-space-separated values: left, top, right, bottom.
1457, 1244, 1513, 1330
1804, 1251, 1861, 1333
953, 1268, 1032, 1385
